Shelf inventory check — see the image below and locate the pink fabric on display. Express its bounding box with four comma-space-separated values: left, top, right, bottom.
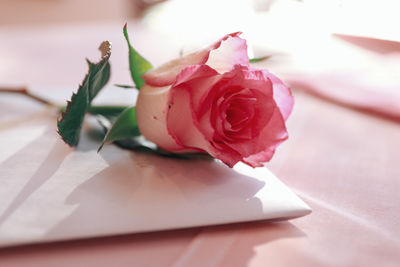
289, 77, 400, 122
1, 23, 400, 267
284, 34, 400, 123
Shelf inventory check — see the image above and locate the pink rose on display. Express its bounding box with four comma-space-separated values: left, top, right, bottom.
136, 32, 293, 167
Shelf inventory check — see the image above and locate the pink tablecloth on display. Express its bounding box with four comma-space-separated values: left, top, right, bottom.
0, 22, 399, 267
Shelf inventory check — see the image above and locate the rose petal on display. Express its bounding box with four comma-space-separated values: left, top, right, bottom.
167, 64, 220, 152
142, 32, 248, 87
234, 105, 288, 162
136, 84, 186, 151
176, 65, 288, 167
142, 50, 209, 87
204, 65, 275, 142
167, 88, 210, 152
243, 149, 276, 167
262, 70, 294, 121
206, 34, 249, 74
206, 66, 288, 166
216, 89, 256, 141
211, 142, 243, 168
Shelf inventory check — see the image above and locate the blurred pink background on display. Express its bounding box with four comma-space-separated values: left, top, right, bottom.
1, 1, 400, 266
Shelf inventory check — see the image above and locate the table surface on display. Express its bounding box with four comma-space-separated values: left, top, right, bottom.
0, 21, 399, 267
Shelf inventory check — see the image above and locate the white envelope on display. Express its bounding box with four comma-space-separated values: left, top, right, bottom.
0, 88, 311, 247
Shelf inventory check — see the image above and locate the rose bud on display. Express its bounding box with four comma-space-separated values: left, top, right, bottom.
136, 33, 294, 167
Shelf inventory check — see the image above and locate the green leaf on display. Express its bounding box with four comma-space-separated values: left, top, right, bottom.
98, 106, 141, 152
57, 41, 112, 146
249, 55, 271, 63
123, 24, 153, 89
87, 105, 128, 116
114, 84, 135, 89
60, 105, 128, 117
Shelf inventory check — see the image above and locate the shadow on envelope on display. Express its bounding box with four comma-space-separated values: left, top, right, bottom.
0, 119, 309, 247
45, 148, 266, 240
0, 126, 72, 226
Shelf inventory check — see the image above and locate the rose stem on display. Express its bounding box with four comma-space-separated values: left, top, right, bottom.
0, 87, 127, 115
0, 87, 56, 107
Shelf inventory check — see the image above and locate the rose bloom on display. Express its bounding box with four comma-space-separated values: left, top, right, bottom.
136, 32, 293, 167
